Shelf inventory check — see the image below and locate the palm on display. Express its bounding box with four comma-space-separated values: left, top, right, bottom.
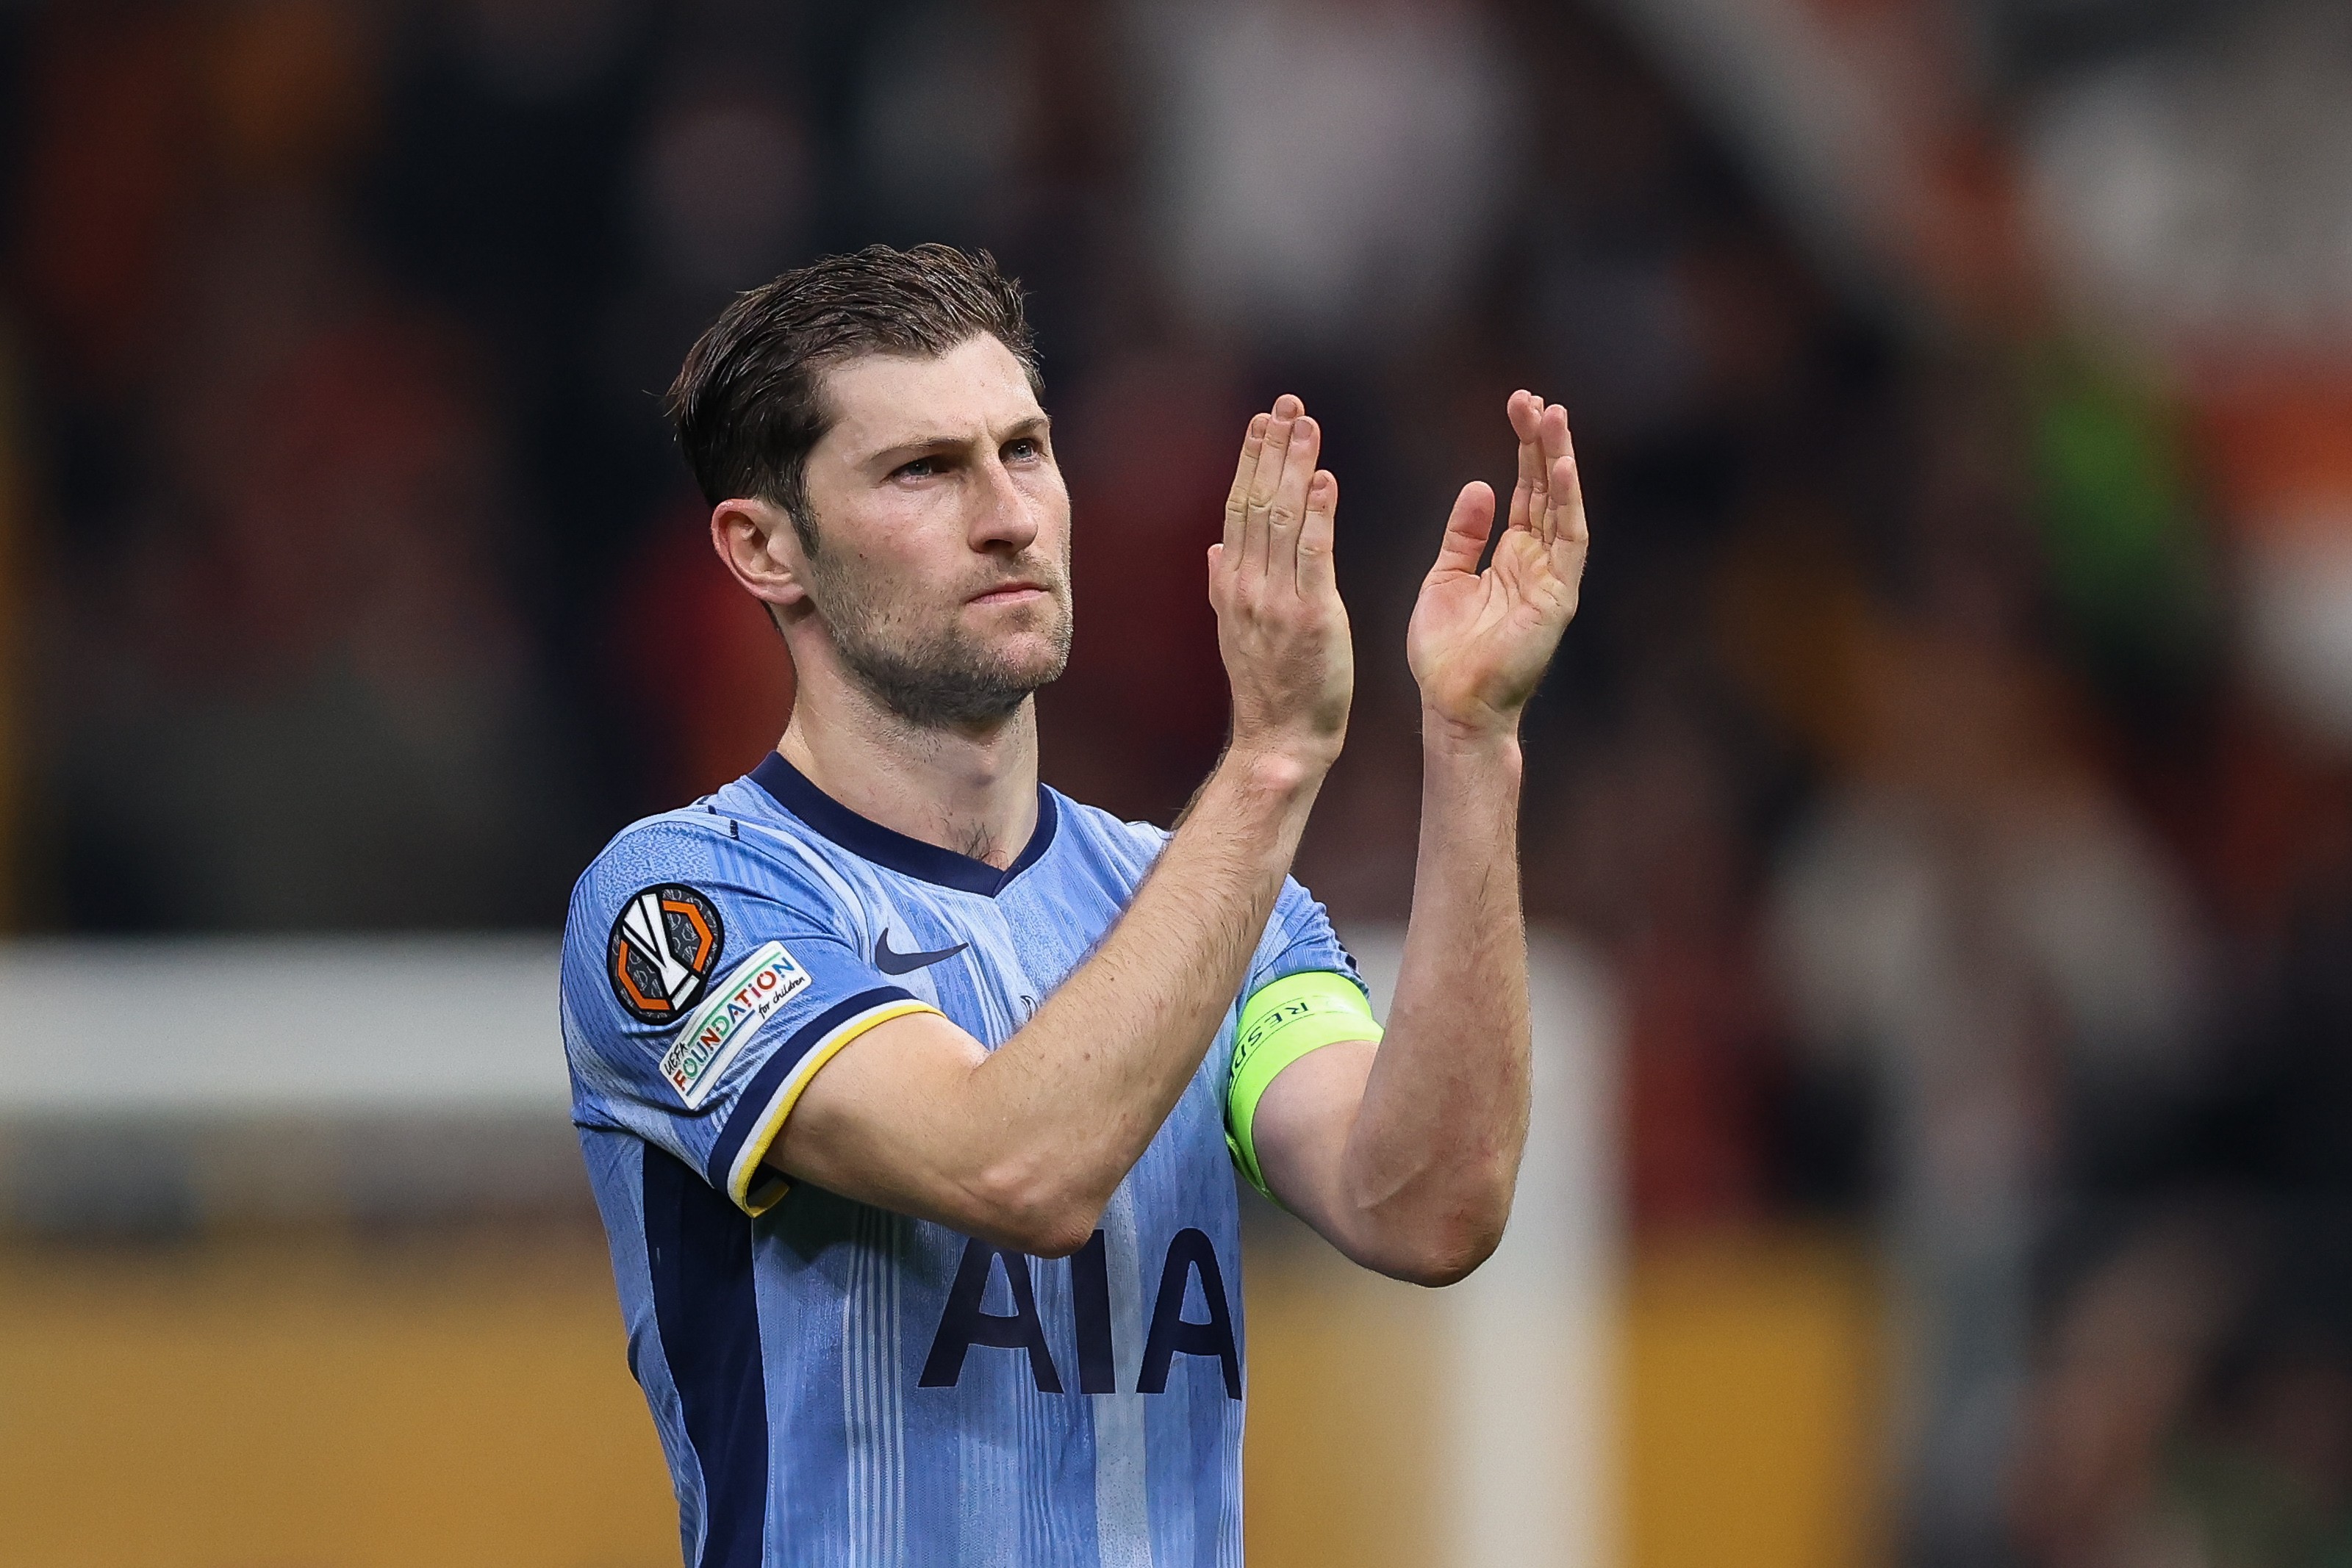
1408, 394, 1590, 728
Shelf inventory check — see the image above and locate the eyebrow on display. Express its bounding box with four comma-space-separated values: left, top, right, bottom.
858, 414, 1053, 470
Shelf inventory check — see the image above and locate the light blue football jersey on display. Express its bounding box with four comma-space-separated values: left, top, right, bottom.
562, 752, 1363, 1568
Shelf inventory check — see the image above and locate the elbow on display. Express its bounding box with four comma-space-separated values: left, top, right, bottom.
1014, 1212, 1102, 1261
1357, 1185, 1513, 1287
962, 1159, 1104, 1259
1381, 1222, 1504, 1289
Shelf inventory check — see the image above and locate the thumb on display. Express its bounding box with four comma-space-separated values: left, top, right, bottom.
1428, 481, 1494, 580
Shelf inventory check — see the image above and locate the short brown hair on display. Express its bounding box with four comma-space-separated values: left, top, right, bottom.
666, 243, 1041, 551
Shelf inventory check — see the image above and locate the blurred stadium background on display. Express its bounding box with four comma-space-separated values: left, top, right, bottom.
2, 0, 2350, 1564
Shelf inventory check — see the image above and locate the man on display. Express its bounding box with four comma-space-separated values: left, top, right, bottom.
562, 244, 1590, 1567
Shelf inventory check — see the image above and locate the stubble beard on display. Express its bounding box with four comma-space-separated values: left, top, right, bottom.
805, 543, 1074, 731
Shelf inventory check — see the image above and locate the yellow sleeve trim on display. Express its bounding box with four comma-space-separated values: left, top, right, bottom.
1225, 970, 1381, 1197
728, 999, 942, 1215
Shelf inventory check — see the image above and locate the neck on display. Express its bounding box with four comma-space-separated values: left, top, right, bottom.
777, 669, 1041, 871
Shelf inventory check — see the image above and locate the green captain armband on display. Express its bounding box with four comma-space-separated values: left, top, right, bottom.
1225, 970, 1383, 1197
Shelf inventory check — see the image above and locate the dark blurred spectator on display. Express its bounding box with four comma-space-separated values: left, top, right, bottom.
48, 292, 579, 927
2009, 1209, 2240, 1568
1559, 688, 1785, 1231
2012, 1209, 2352, 1568
21, 0, 581, 927
1746, 370, 2209, 1564
1039, 349, 1241, 824
605, 506, 795, 809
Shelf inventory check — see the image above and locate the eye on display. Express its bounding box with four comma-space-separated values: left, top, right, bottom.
892, 456, 941, 481
1003, 438, 1041, 463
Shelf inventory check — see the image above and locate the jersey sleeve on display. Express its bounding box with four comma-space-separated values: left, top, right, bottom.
1243, 875, 1369, 1001
561, 818, 942, 1215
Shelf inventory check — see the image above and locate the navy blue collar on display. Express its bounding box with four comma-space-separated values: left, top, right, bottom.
747, 751, 1058, 897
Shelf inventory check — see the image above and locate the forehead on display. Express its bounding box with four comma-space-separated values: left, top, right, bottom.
815, 335, 1042, 456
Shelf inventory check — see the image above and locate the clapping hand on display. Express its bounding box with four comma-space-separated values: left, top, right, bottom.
1210, 394, 1354, 774
1406, 392, 1590, 734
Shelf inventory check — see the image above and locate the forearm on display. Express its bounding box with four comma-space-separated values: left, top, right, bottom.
1338, 713, 1531, 1273
942, 749, 1322, 1249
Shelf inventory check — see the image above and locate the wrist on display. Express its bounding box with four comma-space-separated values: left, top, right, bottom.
1217, 739, 1333, 802
1172, 744, 1322, 865
1420, 704, 1523, 763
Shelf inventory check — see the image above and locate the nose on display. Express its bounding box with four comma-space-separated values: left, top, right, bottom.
969, 453, 1040, 555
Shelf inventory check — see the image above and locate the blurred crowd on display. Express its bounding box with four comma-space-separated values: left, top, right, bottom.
4, 1, 2351, 1564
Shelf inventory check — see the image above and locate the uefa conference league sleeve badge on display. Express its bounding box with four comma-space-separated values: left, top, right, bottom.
607, 883, 726, 1024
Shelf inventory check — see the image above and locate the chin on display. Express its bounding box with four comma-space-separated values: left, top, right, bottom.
977, 611, 1070, 672
995, 638, 1070, 690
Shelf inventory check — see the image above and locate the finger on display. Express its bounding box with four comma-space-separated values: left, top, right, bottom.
1549, 447, 1589, 553
1537, 404, 1576, 547
1246, 393, 1303, 577
1520, 397, 1556, 539
1297, 467, 1338, 597
1427, 481, 1495, 583
1224, 413, 1270, 558
1507, 390, 1543, 534
1506, 388, 1544, 443
1270, 415, 1319, 587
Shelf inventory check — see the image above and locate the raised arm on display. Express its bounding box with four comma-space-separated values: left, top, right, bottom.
770, 396, 1353, 1256
1251, 392, 1589, 1285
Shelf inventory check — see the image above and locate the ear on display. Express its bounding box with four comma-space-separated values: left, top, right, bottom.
711, 497, 811, 616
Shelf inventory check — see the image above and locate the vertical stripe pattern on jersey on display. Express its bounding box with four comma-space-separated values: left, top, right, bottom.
844, 1204, 908, 1567
1094, 1186, 1155, 1568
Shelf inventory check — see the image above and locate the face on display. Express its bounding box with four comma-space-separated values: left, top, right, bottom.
790, 334, 1072, 729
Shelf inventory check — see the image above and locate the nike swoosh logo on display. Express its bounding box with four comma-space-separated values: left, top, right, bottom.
872, 929, 969, 975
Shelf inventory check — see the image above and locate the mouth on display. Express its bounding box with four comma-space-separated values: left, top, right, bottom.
967, 581, 1050, 607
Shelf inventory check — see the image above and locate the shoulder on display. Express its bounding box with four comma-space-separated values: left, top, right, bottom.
571, 805, 758, 907
562, 799, 881, 1043
564, 799, 867, 954
570, 807, 733, 900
